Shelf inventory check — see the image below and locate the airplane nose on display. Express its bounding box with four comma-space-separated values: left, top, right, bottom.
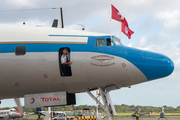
144, 51, 174, 80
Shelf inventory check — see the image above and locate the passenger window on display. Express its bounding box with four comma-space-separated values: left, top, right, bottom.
59, 48, 72, 77
96, 39, 105, 46
106, 38, 114, 46
15, 46, 26, 55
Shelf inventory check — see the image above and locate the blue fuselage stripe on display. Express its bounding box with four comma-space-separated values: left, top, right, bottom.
0, 36, 174, 81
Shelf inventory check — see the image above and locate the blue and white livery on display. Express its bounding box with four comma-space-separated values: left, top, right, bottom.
0, 24, 174, 120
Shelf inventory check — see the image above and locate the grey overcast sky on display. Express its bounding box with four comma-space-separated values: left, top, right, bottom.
0, 0, 180, 108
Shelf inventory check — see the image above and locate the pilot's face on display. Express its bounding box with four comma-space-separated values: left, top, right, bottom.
63, 50, 67, 55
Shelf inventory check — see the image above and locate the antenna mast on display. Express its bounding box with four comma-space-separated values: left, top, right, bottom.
59, 7, 64, 28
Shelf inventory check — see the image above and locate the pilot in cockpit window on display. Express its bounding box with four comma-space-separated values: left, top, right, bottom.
61, 48, 73, 76
106, 38, 115, 46
107, 39, 111, 46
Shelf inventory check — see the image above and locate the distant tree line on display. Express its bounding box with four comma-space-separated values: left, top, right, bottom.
1, 104, 180, 113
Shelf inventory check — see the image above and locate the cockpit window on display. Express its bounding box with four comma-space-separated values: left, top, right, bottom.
113, 38, 122, 45
106, 38, 114, 46
96, 39, 105, 46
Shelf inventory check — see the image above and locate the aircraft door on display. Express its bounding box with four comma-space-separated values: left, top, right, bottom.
59, 48, 72, 76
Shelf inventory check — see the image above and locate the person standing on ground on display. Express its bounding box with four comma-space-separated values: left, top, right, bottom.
135, 111, 139, 120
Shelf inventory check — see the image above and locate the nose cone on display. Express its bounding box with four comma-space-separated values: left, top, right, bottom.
144, 51, 174, 80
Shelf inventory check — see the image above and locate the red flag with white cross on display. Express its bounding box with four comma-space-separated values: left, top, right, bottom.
111, 4, 134, 39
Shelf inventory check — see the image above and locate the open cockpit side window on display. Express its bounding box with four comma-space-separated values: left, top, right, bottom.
106, 38, 114, 46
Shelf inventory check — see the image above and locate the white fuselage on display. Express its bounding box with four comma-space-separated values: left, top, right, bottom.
0, 109, 21, 119
0, 24, 174, 100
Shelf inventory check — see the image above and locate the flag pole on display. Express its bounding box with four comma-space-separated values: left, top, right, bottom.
120, 22, 122, 40
109, 1, 112, 41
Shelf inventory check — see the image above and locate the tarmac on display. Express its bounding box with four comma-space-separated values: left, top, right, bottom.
110, 118, 180, 120
104, 118, 179, 120
1, 117, 180, 120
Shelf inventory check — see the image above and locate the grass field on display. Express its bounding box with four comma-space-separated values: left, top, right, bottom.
28, 115, 45, 118
107, 112, 180, 118
116, 113, 180, 116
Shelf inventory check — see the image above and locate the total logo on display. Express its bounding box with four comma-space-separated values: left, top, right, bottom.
41, 97, 61, 102
30, 98, 35, 104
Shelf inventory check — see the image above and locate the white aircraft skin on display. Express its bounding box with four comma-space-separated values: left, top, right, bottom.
0, 108, 22, 119
0, 24, 174, 100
